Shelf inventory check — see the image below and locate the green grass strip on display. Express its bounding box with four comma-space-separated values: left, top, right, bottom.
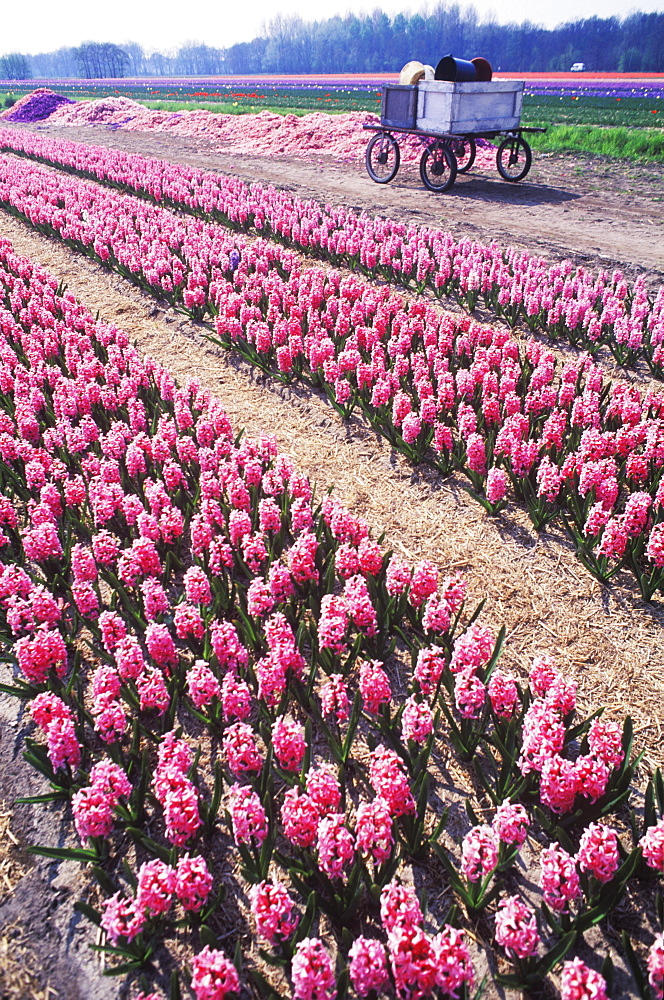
528, 124, 664, 162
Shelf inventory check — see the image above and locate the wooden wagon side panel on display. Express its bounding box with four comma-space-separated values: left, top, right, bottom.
380, 84, 419, 129
412, 80, 525, 134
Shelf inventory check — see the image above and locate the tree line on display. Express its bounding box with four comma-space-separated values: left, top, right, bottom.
0, 41, 229, 80
231, 8, 663, 74
1, 5, 663, 79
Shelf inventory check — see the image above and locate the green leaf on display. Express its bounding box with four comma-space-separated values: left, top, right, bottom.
341, 690, 362, 763
622, 716, 634, 762
416, 772, 430, 823
336, 966, 350, 1000
125, 827, 171, 863
249, 969, 283, 1000
15, 791, 67, 804
643, 780, 657, 833
471, 973, 488, 1000
199, 924, 218, 948
655, 769, 664, 814
22, 746, 58, 782
103, 959, 146, 976
536, 930, 577, 976
0, 680, 36, 698
495, 972, 529, 989
541, 901, 564, 936
169, 969, 182, 1000
601, 953, 614, 995
428, 807, 449, 844
465, 799, 481, 826
91, 864, 116, 896
28, 844, 99, 862
258, 947, 288, 968
567, 707, 603, 742
620, 931, 649, 998
465, 599, 486, 628
576, 849, 642, 930
233, 936, 243, 978
74, 900, 102, 926
485, 624, 506, 673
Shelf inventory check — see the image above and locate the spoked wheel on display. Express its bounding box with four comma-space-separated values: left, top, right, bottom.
419, 141, 458, 193
365, 132, 400, 184
496, 135, 532, 182
449, 137, 476, 173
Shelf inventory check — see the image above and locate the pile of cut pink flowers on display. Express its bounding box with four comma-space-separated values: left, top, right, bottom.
0, 144, 663, 599
1, 129, 661, 375
2, 91, 488, 168
0, 226, 663, 1000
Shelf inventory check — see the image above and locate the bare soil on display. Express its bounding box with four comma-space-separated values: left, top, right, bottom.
0, 123, 663, 999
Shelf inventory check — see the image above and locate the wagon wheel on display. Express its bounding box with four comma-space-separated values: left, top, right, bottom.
419, 141, 458, 193
449, 137, 476, 173
496, 135, 532, 182
365, 132, 400, 184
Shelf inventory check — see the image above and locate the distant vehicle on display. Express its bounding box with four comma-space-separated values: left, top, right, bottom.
570, 62, 586, 71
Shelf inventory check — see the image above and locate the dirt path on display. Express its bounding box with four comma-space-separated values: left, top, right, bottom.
10, 121, 664, 281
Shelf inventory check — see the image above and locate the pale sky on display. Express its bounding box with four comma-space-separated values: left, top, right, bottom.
2, 0, 663, 56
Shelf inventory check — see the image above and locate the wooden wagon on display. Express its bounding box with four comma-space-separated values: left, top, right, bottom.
364, 80, 545, 192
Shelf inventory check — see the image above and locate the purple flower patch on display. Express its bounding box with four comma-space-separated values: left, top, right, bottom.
6, 89, 75, 123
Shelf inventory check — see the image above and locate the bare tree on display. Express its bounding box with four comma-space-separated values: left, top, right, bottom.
145, 50, 176, 76
30, 47, 78, 78
123, 42, 146, 76
0, 53, 31, 80
75, 42, 130, 79
173, 42, 227, 75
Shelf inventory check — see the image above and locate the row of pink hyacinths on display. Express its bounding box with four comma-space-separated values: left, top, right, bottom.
1, 127, 662, 374
1, 236, 664, 1000
1, 148, 664, 599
